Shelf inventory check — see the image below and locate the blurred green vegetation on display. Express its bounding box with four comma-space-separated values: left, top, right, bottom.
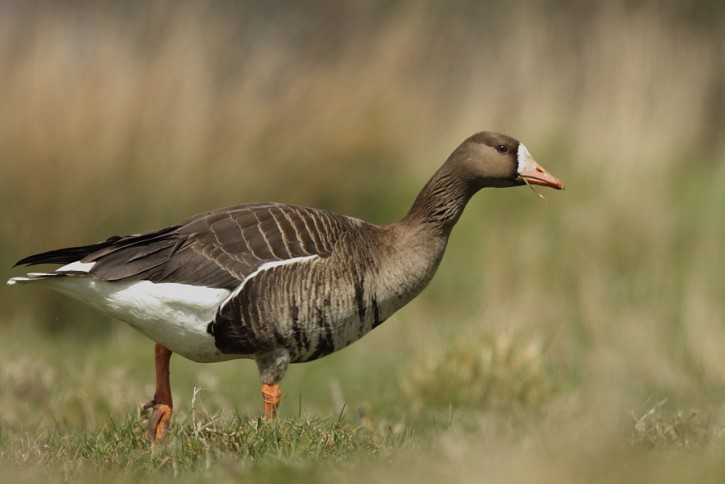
1, 0, 724, 482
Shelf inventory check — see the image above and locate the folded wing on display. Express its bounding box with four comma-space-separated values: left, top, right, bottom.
14, 203, 366, 291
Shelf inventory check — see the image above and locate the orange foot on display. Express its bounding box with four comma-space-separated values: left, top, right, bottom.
261, 383, 281, 420
143, 401, 173, 443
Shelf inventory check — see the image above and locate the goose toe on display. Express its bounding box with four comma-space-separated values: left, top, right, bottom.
144, 402, 173, 443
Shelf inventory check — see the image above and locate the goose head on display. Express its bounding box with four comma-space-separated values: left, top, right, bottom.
448, 131, 564, 191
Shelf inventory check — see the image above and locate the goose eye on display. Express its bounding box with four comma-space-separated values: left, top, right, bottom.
496, 145, 508, 154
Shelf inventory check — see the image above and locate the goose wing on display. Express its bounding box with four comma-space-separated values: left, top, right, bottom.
16, 203, 365, 290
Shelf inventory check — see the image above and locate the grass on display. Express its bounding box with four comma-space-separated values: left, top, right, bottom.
3, 387, 725, 483
2, 0, 725, 482
2, 416, 405, 478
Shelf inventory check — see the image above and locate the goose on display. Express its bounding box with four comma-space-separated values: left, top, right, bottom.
8, 131, 563, 442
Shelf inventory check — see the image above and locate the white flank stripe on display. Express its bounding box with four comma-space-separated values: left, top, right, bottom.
58, 260, 96, 273
7, 272, 56, 284
8, 262, 94, 285
222, 255, 319, 310
257, 256, 320, 273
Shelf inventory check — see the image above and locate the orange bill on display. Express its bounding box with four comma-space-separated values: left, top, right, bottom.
517, 143, 565, 190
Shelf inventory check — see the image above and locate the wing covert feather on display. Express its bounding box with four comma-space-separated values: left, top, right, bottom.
82, 203, 366, 289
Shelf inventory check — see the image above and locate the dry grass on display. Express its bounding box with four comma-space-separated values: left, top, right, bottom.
1, 0, 725, 482
401, 328, 553, 413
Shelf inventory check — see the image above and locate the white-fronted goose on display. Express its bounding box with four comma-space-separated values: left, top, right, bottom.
8, 131, 563, 442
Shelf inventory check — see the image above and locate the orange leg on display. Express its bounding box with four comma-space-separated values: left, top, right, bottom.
143, 344, 173, 443
261, 383, 281, 419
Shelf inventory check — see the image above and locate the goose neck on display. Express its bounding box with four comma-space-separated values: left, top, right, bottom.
400, 167, 475, 236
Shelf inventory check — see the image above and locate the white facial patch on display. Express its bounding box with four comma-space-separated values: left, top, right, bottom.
517, 143, 535, 174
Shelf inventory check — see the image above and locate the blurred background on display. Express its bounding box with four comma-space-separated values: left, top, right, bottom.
1, 0, 724, 466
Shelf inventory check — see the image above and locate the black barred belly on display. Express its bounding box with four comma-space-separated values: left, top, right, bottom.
209, 262, 389, 363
